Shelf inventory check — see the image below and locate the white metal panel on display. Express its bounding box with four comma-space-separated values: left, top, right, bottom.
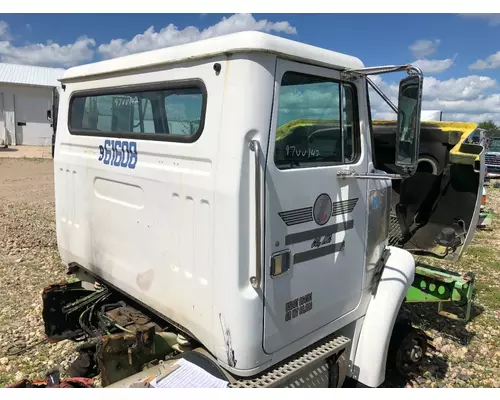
1, 91, 16, 145
353, 246, 415, 387
4, 110, 15, 146
0, 63, 64, 87
0, 92, 5, 145
55, 55, 228, 369
14, 89, 53, 145
0, 84, 54, 145
62, 31, 364, 82
209, 54, 277, 373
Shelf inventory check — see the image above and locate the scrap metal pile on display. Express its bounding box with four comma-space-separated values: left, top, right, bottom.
38, 280, 187, 387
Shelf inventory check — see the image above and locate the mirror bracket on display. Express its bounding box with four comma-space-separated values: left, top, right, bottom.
406, 66, 423, 77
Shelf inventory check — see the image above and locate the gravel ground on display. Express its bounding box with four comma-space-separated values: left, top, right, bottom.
0, 157, 498, 388
383, 182, 500, 388
0, 158, 80, 387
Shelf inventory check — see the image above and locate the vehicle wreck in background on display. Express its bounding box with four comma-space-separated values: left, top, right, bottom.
485, 136, 500, 178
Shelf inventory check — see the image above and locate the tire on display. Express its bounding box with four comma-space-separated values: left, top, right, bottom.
387, 320, 428, 377
416, 155, 440, 175
328, 352, 347, 388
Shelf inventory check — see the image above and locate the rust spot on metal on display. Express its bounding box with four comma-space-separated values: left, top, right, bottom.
136, 269, 154, 291
219, 313, 236, 368
96, 322, 174, 387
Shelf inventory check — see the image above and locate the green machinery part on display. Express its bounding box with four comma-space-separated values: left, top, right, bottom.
477, 211, 493, 230
405, 263, 476, 322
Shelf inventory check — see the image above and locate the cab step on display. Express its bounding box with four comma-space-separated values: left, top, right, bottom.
229, 335, 351, 388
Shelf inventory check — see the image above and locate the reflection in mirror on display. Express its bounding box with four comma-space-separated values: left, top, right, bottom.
396, 74, 422, 167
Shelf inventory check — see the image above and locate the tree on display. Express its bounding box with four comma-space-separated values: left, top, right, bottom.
478, 120, 498, 131
478, 120, 500, 137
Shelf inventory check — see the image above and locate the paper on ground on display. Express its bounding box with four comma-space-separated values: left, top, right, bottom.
150, 358, 229, 388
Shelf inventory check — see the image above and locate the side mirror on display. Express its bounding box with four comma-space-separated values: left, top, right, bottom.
47, 109, 52, 122
395, 74, 423, 168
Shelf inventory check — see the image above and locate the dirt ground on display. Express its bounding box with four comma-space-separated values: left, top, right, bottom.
0, 157, 499, 388
0, 145, 52, 160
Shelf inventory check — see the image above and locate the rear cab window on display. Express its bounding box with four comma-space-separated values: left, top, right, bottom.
69, 82, 206, 143
274, 71, 360, 169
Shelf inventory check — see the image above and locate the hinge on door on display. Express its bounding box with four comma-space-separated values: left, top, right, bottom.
340, 71, 361, 81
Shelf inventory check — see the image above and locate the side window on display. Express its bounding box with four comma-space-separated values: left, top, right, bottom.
69, 84, 205, 142
165, 88, 203, 135
132, 97, 154, 133
274, 71, 359, 169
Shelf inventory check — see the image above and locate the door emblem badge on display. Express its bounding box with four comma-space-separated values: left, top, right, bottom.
313, 193, 332, 226
278, 197, 358, 226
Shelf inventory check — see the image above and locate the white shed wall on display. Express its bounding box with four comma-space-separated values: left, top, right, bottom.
0, 83, 53, 146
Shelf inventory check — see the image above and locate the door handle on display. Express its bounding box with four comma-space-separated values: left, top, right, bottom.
249, 140, 262, 289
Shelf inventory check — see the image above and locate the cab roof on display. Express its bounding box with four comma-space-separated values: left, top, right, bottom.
61, 31, 364, 82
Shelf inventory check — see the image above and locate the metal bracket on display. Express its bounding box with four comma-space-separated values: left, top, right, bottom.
341, 64, 423, 116
371, 248, 391, 296
405, 264, 476, 322
337, 168, 402, 181
342, 64, 421, 78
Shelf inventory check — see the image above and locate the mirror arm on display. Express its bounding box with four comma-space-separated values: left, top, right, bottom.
366, 77, 398, 114
361, 65, 423, 115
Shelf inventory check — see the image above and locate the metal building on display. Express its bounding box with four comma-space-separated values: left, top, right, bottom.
0, 63, 65, 146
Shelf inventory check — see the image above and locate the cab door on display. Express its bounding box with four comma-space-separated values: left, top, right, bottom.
263, 59, 369, 353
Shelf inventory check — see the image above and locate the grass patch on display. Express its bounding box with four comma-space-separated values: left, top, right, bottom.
475, 281, 500, 309
0, 377, 10, 388
463, 246, 499, 266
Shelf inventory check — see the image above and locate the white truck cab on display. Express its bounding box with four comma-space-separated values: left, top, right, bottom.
50, 31, 425, 388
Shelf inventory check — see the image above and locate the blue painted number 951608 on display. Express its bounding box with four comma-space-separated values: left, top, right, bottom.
98, 140, 138, 169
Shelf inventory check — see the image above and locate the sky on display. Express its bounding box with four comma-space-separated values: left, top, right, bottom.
1, 13, 500, 123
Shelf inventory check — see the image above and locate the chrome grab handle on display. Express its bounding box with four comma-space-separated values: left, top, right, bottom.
249, 140, 262, 289
337, 168, 402, 180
